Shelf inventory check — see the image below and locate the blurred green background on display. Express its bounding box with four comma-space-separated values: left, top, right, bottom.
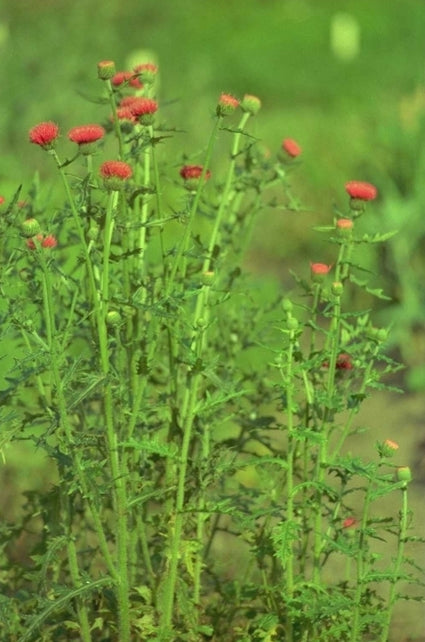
1, 0, 425, 387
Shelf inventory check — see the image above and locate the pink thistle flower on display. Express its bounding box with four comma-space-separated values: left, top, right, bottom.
68, 124, 105, 145
282, 138, 302, 158
217, 93, 239, 116
29, 121, 59, 148
345, 181, 377, 201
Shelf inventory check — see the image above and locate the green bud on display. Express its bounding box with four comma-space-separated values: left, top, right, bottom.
282, 298, 293, 313
331, 281, 344, 296
106, 310, 122, 327
287, 317, 299, 331
21, 218, 41, 238
396, 466, 412, 484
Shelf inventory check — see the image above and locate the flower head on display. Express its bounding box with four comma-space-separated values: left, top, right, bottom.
180, 165, 211, 181
282, 138, 302, 158
310, 262, 332, 282
111, 71, 132, 87
29, 121, 59, 148
378, 439, 399, 459
100, 160, 133, 190
217, 93, 239, 116
68, 124, 105, 145
180, 165, 211, 190
97, 60, 116, 80
396, 466, 412, 485
0, 196, 5, 206
345, 181, 377, 201
133, 62, 158, 84
128, 97, 158, 125
335, 353, 353, 370
26, 233, 57, 250
342, 517, 359, 530
241, 94, 261, 115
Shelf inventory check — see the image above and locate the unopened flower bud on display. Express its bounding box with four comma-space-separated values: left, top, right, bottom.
331, 281, 344, 296
21, 218, 41, 238
286, 317, 299, 331
336, 218, 354, 237
396, 466, 412, 484
310, 262, 332, 283
97, 60, 116, 80
241, 94, 261, 115
216, 93, 239, 117
282, 298, 293, 313
201, 271, 214, 286
378, 439, 399, 458
106, 310, 122, 327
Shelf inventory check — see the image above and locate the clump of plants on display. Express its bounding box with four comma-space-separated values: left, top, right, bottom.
0, 60, 423, 642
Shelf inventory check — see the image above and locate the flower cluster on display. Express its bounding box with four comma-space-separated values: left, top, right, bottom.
26, 234, 57, 250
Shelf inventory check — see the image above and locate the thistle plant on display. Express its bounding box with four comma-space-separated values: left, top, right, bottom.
0, 60, 423, 642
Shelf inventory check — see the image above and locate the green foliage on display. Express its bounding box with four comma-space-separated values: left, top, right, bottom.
0, 62, 423, 642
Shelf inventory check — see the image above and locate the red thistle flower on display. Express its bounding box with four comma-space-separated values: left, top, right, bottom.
336, 218, 354, 231
100, 160, 133, 190
115, 107, 137, 123
26, 233, 57, 250
0, 196, 5, 206
384, 439, 399, 451
68, 124, 105, 145
29, 121, 59, 148
129, 97, 158, 115
100, 160, 132, 180
322, 353, 353, 371
345, 181, 377, 201
133, 62, 158, 83
217, 93, 239, 116
111, 71, 133, 87
282, 138, 302, 158
342, 517, 358, 530
335, 353, 353, 370
310, 262, 332, 282
128, 97, 158, 125
180, 165, 211, 181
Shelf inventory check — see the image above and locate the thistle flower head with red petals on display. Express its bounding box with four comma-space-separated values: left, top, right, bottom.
68, 124, 105, 146
345, 181, 377, 201
29, 122, 60, 148
100, 161, 133, 190
217, 93, 239, 116
282, 138, 302, 158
